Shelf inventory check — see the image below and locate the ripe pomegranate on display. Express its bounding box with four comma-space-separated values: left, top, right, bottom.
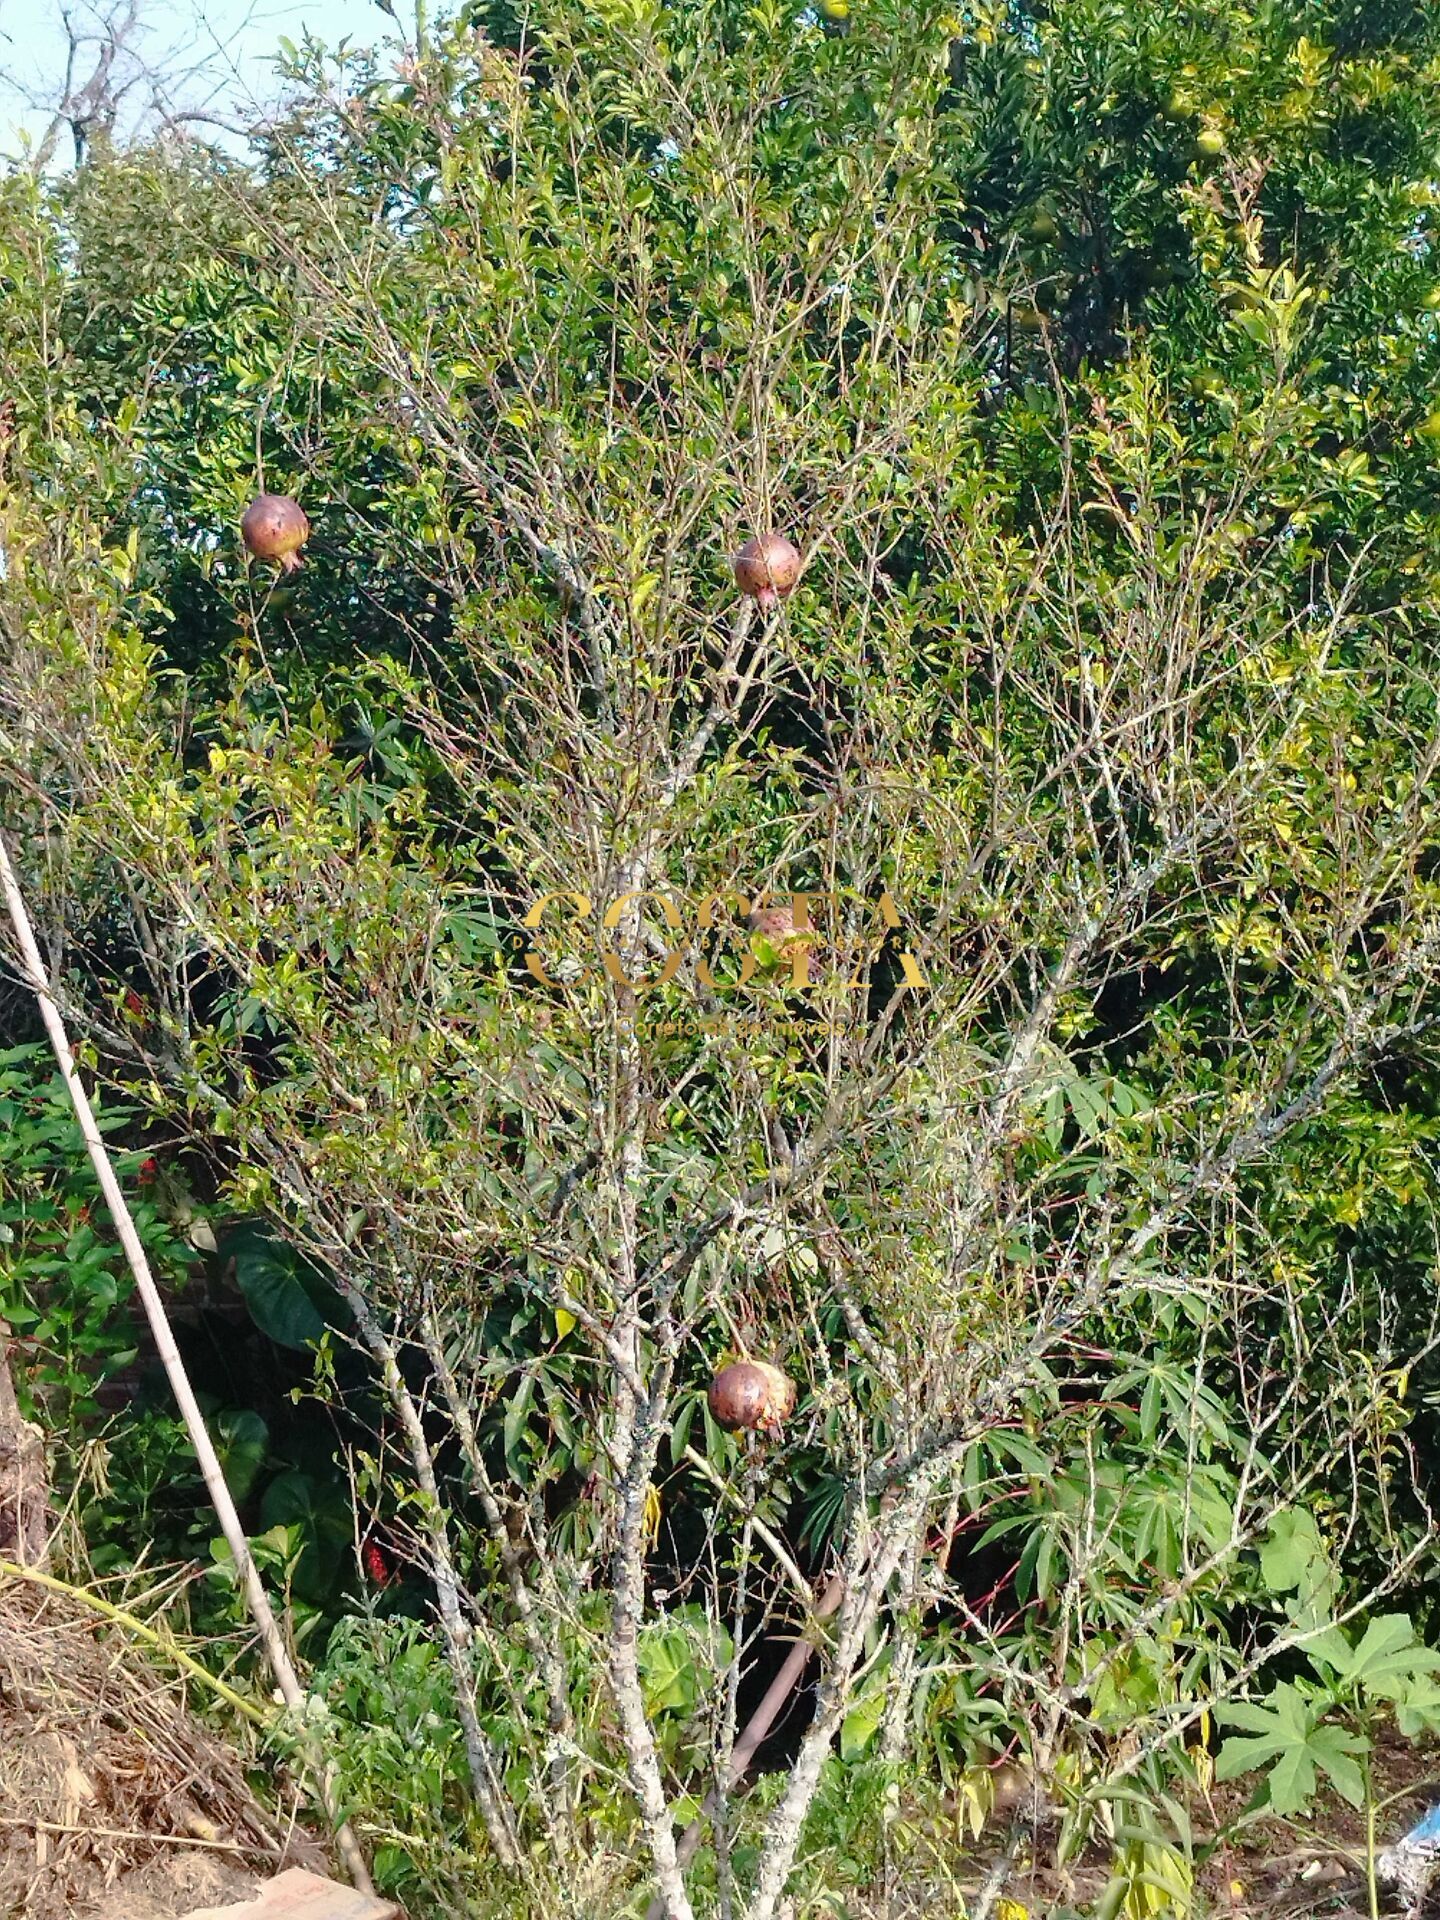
733, 533, 801, 612
745, 903, 803, 942
745, 902, 825, 978
241, 494, 310, 573
708, 1359, 796, 1435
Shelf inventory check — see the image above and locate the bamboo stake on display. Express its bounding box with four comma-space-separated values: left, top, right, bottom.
0, 830, 374, 1896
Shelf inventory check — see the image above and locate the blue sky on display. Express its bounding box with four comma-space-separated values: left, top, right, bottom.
1, 0, 395, 157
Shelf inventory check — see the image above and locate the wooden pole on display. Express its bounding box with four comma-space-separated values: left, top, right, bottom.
0, 830, 374, 1896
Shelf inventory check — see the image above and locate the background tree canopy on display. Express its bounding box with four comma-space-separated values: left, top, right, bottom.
4, 1, 1440, 1916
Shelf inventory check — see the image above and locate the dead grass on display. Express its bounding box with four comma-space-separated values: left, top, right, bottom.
0, 1578, 323, 1919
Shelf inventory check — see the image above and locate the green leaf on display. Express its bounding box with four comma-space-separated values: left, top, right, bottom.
1307, 1726, 1368, 1807
223, 1222, 333, 1350
259, 1469, 354, 1601
1395, 1678, 1440, 1739
639, 1627, 697, 1714
214, 1407, 268, 1503
1216, 1682, 1367, 1816
670, 1391, 697, 1460
1066, 1076, 1105, 1138
1259, 1508, 1322, 1593
841, 1684, 887, 1759
1263, 1743, 1317, 1816
1346, 1614, 1440, 1696
503, 1370, 536, 1473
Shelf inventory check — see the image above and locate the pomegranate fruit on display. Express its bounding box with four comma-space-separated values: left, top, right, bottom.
733, 533, 801, 612
708, 1359, 796, 1435
745, 903, 802, 942
241, 493, 310, 573
745, 903, 824, 977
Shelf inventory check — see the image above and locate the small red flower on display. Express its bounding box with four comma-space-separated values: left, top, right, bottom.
137, 1157, 159, 1185
123, 989, 145, 1018
362, 1540, 392, 1587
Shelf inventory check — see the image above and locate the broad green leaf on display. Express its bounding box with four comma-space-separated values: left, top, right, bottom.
841, 1685, 887, 1759
214, 1407, 268, 1503
223, 1222, 332, 1350
1259, 1509, 1323, 1594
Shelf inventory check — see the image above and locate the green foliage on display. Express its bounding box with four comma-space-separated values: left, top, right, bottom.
1094, 1807, 1195, 1920
300, 1617, 482, 1908
1217, 1611, 1440, 1815
221, 1220, 345, 1351
0, 1043, 191, 1425
1217, 1680, 1369, 1815
5, 0, 1440, 1908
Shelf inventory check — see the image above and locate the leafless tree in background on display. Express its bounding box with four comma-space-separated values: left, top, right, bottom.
0, 0, 264, 166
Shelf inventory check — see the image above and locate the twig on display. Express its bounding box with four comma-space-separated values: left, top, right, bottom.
680, 1444, 813, 1610
0, 1815, 256, 1852
644, 1571, 847, 1920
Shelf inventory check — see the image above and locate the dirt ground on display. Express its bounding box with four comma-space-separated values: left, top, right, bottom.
981, 1735, 1440, 1920
82, 1855, 264, 1920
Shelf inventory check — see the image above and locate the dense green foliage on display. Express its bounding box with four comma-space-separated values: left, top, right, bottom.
5, 1, 1440, 1916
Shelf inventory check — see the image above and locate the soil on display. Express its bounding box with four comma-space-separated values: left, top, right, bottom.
83, 1854, 263, 1919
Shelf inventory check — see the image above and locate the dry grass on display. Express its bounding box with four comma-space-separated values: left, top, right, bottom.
0, 1577, 323, 1919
